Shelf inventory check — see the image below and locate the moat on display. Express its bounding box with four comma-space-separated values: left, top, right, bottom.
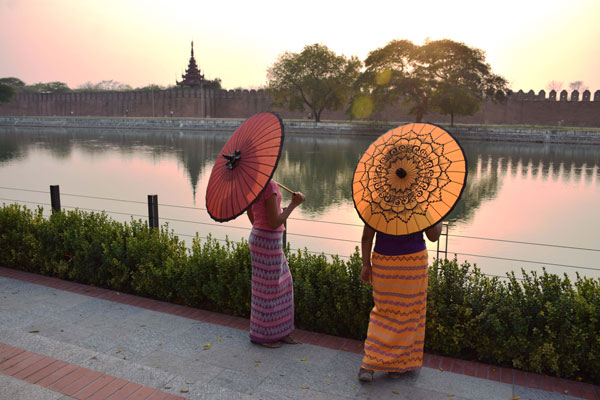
1, 126, 598, 280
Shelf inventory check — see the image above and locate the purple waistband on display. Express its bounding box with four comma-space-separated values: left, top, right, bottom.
373, 232, 426, 256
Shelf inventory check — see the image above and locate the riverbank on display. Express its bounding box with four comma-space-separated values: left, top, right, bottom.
1, 116, 600, 144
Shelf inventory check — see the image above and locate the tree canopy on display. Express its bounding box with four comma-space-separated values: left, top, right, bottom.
0, 77, 26, 91
569, 81, 589, 93
267, 43, 361, 122
76, 80, 132, 92
0, 84, 15, 103
203, 78, 222, 90
136, 84, 168, 91
355, 39, 507, 125
27, 81, 72, 93
0, 78, 72, 98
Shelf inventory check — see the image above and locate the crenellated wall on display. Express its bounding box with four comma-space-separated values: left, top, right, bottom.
1, 88, 600, 127
0, 88, 217, 118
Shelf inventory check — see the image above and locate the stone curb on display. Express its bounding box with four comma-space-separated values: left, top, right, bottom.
1, 116, 600, 143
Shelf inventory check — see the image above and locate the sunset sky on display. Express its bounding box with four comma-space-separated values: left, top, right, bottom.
1, 0, 599, 92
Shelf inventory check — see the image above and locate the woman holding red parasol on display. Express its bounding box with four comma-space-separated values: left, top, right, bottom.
206, 112, 305, 348
246, 180, 305, 347
353, 123, 467, 381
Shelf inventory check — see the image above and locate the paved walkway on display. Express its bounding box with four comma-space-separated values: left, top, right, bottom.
0, 267, 597, 400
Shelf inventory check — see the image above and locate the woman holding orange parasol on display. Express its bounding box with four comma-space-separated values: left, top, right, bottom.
352, 123, 467, 381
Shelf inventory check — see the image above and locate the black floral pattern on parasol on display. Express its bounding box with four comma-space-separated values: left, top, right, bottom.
353, 123, 467, 235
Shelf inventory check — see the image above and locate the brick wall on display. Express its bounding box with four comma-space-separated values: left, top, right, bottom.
1, 88, 599, 127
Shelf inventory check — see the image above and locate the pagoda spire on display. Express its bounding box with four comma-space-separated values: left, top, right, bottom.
176, 41, 205, 87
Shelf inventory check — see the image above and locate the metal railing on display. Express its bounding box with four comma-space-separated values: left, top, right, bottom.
1, 185, 599, 281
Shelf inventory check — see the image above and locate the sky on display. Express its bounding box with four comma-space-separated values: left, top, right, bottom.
1, 0, 599, 92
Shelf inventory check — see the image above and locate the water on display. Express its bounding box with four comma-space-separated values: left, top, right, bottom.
1, 126, 599, 281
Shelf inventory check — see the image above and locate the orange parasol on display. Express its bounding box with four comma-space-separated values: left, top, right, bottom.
352, 122, 467, 235
206, 112, 290, 222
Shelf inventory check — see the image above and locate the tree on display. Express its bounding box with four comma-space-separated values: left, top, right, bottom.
76, 81, 99, 91
137, 84, 166, 91
422, 39, 507, 126
76, 80, 132, 91
267, 43, 361, 122
0, 84, 15, 103
431, 83, 480, 126
355, 39, 507, 124
569, 81, 589, 92
354, 39, 430, 121
26, 81, 71, 93
546, 80, 563, 92
0, 77, 26, 92
204, 78, 222, 90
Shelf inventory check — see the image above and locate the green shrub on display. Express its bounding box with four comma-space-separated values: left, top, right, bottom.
426, 258, 600, 382
181, 235, 252, 316
0, 203, 598, 383
38, 209, 124, 286
0, 204, 44, 272
126, 220, 188, 301
288, 248, 372, 339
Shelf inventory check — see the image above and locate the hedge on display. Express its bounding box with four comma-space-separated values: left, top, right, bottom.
0, 203, 598, 383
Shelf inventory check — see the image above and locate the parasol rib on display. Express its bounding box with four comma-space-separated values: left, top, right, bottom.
229, 116, 281, 155
239, 162, 275, 179
435, 190, 457, 208
218, 177, 233, 220
232, 116, 269, 150
239, 122, 280, 148
239, 135, 282, 154
236, 165, 266, 197
241, 157, 280, 167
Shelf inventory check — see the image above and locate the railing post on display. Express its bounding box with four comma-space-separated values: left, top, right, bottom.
436, 229, 440, 260
436, 222, 449, 261
50, 185, 61, 213
283, 219, 287, 248
444, 223, 449, 260
147, 194, 159, 228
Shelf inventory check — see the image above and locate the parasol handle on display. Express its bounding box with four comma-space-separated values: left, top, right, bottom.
277, 182, 295, 194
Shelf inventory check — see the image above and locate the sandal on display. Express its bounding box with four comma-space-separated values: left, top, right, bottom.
251, 340, 281, 348
358, 368, 374, 382
281, 336, 301, 344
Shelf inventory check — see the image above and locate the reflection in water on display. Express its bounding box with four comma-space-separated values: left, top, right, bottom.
275, 136, 371, 215
0, 127, 599, 279
0, 134, 23, 165
1, 128, 598, 217
447, 141, 599, 224
0, 127, 225, 204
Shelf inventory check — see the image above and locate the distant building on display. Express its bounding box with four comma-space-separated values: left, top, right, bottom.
176, 41, 206, 87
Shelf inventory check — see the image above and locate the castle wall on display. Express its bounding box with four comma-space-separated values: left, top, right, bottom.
1, 88, 600, 127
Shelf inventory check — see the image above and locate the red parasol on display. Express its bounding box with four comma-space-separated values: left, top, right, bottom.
206, 112, 291, 222
353, 122, 467, 235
